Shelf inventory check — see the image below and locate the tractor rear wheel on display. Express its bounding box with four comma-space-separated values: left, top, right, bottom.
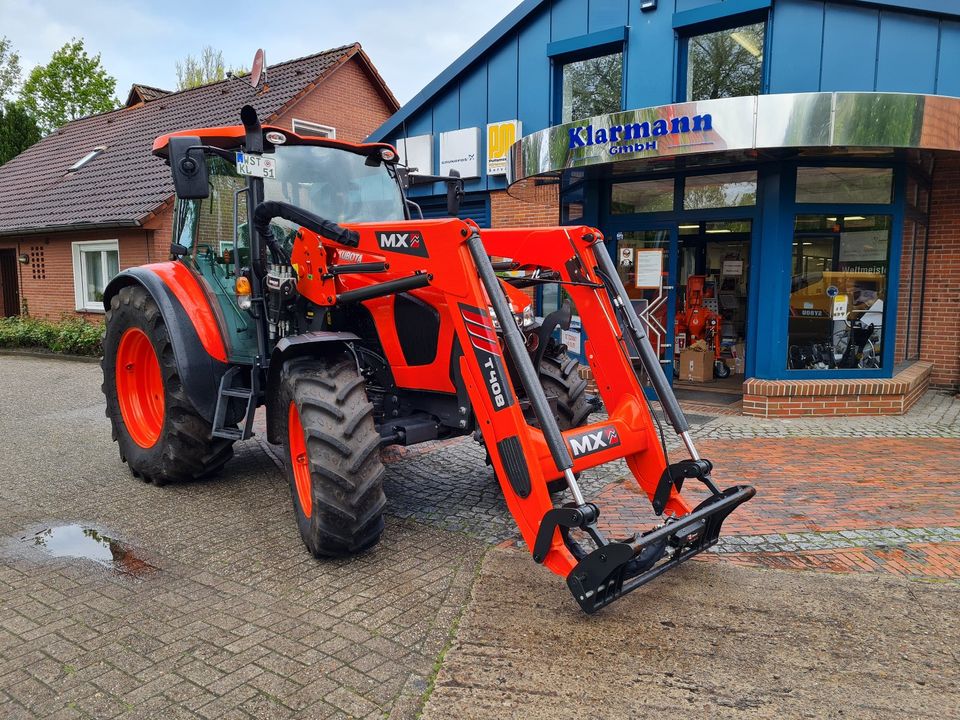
102, 284, 234, 485
279, 355, 386, 557
539, 347, 595, 494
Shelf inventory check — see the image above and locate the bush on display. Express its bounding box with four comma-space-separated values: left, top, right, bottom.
0, 315, 103, 357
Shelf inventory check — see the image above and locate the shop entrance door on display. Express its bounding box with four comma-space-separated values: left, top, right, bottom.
0, 249, 19, 317
676, 220, 751, 391
613, 227, 678, 388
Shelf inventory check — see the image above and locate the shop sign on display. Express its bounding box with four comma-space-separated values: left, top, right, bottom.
567, 113, 714, 158
396, 134, 433, 174
561, 328, 581, 355
486, 120, 521, 176
440, 127, 480, 178
722, 260, 744, 277
832, 294, 849, 321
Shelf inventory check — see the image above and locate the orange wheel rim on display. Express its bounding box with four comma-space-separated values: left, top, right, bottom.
288, 402, 312, 518
116, 327, 165, 449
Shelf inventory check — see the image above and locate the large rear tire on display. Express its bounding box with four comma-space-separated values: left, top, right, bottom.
279, 354, 386, 557
102, 285, 234, 485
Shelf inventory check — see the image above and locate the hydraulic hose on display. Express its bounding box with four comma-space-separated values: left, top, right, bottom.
253, 201, 360, 248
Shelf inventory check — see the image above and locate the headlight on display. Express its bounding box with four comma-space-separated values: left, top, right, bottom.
488, 303, 535, 331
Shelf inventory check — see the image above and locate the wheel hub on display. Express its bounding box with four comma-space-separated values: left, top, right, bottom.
115, 327, 165, 449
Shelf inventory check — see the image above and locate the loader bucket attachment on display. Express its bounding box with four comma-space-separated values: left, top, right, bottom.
565, 485, 755, 613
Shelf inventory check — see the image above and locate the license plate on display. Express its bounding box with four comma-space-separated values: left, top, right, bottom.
235, 152, 276, 178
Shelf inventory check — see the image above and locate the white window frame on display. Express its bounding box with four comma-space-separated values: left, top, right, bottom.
292, 118, 336, 138
71, 240, 120, 312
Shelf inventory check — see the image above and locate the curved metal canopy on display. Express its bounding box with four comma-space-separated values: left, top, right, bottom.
507, 92, 960, 202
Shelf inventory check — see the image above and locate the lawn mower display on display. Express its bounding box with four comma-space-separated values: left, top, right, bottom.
100, 104, 754, 613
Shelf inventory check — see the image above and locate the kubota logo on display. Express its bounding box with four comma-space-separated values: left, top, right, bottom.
568, 425, 621, 458
376, 230, 428, 257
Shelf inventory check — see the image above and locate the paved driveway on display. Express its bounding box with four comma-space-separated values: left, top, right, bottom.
1, 354, 958, 719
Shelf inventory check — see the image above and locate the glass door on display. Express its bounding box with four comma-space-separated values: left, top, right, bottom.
613, 227, 678, 385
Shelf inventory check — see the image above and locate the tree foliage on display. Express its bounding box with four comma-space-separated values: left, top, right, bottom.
0, 101, 42, 165
20, 39, 117, 132
687, 23, 764, 101
0, 36, 22, 100
176, 46, 247, 90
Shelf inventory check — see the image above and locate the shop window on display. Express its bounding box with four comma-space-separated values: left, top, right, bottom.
795, 167, 893, 204
559, 51, 623, 123
685, 21, 765, 101
610, 178, 674, 214
787, 215, 890, 371
72, 240, 120, 312
683, 171, 757, 210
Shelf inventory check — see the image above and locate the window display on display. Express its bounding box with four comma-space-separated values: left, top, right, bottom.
787, 215, 890, 370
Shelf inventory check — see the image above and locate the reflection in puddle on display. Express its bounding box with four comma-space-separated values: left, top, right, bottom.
23, 525, 157, 577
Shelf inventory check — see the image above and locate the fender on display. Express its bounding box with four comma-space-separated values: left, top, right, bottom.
103, 263, 230, 424
265, 331, 361, 444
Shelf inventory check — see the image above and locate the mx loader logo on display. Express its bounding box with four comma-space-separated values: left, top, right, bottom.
376, 230, 428, 257
567, 425, 621, 459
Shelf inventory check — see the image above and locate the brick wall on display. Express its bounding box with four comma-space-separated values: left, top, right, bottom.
0, 229, 155, 320
921, 156, 960, 389
273, 56, 395, 143
490, 190, 559, 228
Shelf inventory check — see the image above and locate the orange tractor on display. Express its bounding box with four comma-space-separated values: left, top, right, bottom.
100, 106, 753, 613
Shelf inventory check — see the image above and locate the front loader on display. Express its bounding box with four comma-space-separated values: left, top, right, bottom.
100, 105, 753, 613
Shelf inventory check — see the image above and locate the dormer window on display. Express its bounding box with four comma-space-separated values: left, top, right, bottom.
68, 147, 106, 172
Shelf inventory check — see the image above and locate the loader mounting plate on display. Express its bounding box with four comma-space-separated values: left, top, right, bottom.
566, 485, 756, 614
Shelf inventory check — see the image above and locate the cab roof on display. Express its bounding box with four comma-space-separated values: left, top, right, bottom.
152, 124, 397, 158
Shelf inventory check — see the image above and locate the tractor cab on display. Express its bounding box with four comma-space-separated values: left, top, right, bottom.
152, 125, 409, 362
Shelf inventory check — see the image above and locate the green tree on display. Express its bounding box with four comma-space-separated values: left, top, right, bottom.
20, 39, 117, 132
175, 46, 246, 90
687, 23, 764, 101
0, 102, 42, 164
0, 36, 22, 100
562, 52, 623, 122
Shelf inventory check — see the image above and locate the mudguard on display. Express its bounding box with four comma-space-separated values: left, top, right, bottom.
264, 331, 361, 444
103, 263, 230, 425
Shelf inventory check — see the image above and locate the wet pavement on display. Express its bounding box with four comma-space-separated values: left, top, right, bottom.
17, 524, 157, 577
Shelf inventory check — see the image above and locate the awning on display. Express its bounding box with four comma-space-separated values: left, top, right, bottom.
507, 92, 960, 202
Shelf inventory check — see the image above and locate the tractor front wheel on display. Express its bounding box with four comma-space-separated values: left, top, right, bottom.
102, 284, 234, 485
279, 355, 386, 557
539, 346, 595, 494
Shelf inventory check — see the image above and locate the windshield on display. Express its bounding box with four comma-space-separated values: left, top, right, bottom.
263, 144, 406, 226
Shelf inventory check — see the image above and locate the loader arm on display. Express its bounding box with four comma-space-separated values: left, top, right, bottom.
262, 206, 754, 612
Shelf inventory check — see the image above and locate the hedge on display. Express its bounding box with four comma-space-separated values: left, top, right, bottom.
0, 315, 103, 357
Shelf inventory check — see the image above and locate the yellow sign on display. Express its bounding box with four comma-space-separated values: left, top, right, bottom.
486, 120, 521, 176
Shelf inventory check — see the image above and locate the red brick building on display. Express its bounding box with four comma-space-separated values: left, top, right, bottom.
0, 44, 398, 320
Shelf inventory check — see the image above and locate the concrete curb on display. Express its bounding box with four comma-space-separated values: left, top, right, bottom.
0, 348, 101, 364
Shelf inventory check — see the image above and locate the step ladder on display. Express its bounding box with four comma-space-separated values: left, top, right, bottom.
212, 365, 258, 441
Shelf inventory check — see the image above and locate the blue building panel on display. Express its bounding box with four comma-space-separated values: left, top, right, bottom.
820, 4, 879, 91
767, 0, 825, 94
876, 11, 940, 93
549, 0, 588, 42
588, 0, 629, 33
517, 8, 552, 133
626, 3, 677, 107
937, 21, 960, 96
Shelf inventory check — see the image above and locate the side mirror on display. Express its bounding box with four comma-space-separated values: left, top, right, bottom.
168, 135, 209, 199
446, 170, 464, 217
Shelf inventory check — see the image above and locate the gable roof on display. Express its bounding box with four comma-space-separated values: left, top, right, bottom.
0, 43, 396, 236
367, 0, 547, 142
125, 84, 171, 107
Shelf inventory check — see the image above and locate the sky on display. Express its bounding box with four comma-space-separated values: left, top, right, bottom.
0, 0, 524, 105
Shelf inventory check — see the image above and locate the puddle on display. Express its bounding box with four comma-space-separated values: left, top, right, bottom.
22, 524, 157, 577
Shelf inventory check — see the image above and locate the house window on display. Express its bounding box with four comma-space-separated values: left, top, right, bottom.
72, 240, 119, 311
560, 51, 623, 123
685, 21, 765, 101
683, 171, 757, 209
795, 167, 893, 205
292, 119, 336, 138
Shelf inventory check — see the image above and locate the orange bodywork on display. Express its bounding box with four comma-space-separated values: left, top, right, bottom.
145, 261, 228, 363
287, 218, 692, 579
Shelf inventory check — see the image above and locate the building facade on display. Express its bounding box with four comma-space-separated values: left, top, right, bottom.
0, 45, 398, 321
368, 0, 960, 415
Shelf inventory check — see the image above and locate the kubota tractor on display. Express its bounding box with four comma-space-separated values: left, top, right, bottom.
100, 106, 754, 613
